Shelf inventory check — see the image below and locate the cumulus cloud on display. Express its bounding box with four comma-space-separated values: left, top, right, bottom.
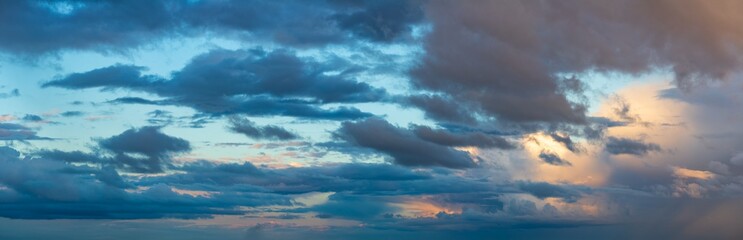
98, 126, 191, 173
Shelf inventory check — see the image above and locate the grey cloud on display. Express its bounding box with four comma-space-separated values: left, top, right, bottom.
44, 49, 382, 120
537, 151, 572, 166
1, 146, 291, 220
549, 133, 580, 153
227, 117, 299, 141
412, 125, 515, 149
107, 97, 162, 105
0, 88, 19, 98
0, 0, 423, 56
304, 193, 395, 220
335, 118, 476, 168
517, 181, 584, 203
42, 64, 158, 90
12, 143, 597, 225
0, 1, 176, 56
0, 123, 52, 141
98, 126, 190, 173
407, 94, 478, 124
605, 137, 661, 156
332, 0, 423, 42
411, 0, 743, 127
60, 111, 85, 117
21, 114, 43, 122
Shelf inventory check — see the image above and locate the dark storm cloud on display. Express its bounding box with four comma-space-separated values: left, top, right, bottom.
227, 117, 299, 141
0, 0, 423, 56
411, 0, 743, 127
537, 151, 572, 166
44, 49, 382, 120
98, 126, 190, 173
605, 137, 661, 156
335, 118, 476, 168
0, 123, 52, 141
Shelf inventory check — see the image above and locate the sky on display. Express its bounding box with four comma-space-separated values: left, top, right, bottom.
2, 1, 743, 239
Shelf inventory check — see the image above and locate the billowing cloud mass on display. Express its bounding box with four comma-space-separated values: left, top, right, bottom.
411, 0, 743, 127
2, 1, 743, 239
44, 49, 384, 120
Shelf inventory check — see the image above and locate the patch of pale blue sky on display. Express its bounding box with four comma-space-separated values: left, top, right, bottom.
0, 37, 246, 153
0, 32, 431, 164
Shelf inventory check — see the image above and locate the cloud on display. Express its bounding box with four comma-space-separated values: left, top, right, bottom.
21, 114, 43, 122
0, 123, 52, 141
0, 146, 292, 219
60, 111, 85, 117
44, 49, 382, 120
730, 153, 743, 166
0, 1, 423, 56
549, 133, 580, 153
517, 182, 583, 203
107, 97, 162, 105
334, 118, 476, 168
410, 0, 743, 128
604, 137, 661, 156
309, 193, 396, 220
537, 151, 572, 166
35, 126, 192, 174
42, 64, 157, 90
98, 126, 190, 173
0, 88, 19, 98
0, 1, 176, 56
332, 0, 423, 42
406, 94, 478, 125
227, 117, 299, 141
411, 125, 515, 149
